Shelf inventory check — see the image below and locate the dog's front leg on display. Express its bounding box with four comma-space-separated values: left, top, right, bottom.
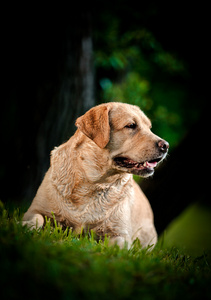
22, 212, 44, 229
109, 236, 132, 249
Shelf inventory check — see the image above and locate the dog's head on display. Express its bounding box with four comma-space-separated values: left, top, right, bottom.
76, 102, 169, 178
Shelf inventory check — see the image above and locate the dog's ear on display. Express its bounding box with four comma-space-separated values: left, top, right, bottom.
50, 143, 75, 198
75, 104, 110, 148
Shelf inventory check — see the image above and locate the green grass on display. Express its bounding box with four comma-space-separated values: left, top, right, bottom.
0, 201, 210, 300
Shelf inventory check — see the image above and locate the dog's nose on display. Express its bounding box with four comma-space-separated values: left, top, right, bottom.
157, 140, 169, 153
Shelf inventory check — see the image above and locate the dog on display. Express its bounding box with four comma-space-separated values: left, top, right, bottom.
22, 102, 169, 249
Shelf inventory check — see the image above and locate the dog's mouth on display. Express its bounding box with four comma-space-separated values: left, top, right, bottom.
114, 156, 162, 171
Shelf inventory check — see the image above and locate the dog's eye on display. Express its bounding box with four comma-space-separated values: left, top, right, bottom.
125, 123, 137, 129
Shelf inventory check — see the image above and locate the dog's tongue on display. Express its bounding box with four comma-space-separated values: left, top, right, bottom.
143, 161, 158, 168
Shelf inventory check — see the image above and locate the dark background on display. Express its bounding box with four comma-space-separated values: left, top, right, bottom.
1, 2, 209, 234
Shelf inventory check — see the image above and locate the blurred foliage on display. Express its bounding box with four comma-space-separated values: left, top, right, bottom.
94, 16, 198, 149
162, 202, 211, 256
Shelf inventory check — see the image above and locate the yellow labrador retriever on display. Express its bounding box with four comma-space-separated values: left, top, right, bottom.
23, 102, 169, 248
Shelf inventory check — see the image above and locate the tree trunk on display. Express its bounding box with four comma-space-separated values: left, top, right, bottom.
22, 12, 95, 199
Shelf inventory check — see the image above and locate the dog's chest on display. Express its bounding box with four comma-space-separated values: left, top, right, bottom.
63, 182, 133, 236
